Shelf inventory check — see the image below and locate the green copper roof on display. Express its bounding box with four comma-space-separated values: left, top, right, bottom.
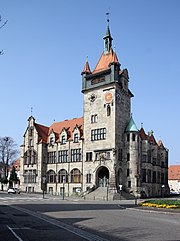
125, 116, 139, 132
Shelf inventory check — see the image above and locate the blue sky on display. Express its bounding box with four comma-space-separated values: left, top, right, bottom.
1, 0, 180, 165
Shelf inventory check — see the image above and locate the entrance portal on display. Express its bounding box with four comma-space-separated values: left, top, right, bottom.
97, 166, 109, 187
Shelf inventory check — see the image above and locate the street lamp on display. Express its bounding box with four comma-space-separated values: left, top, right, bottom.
119, 184, 122, 200
42, 176, 46, 199
106, 180, 109, 201
63, 176, 66, 200
161, 184, 165, 198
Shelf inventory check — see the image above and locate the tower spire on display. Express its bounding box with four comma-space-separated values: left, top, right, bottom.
104, 11, 113, 55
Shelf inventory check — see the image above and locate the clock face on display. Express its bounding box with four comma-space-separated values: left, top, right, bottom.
105, 92, 113, 103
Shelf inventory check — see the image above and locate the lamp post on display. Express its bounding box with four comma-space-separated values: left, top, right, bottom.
42, 176, 46, 199
106, 180, 109, 201
119, 184, 122, 200
62, 176, 65, 200
161, 184, 165, 198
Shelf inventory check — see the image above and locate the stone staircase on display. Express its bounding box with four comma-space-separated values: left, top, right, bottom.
84, 187, 135, 201
113, 190, 135, 200
84, 187, 114, 201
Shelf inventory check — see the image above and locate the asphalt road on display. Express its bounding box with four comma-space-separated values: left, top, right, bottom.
0, 192, 180, 241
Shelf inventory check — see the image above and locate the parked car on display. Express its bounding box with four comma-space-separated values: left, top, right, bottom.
7, 188, 20, 194
170, 190, 179, 195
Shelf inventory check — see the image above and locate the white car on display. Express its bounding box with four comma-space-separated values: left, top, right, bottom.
8, 188, 20, 194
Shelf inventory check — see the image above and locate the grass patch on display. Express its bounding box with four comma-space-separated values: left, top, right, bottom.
139, 199, 180, 209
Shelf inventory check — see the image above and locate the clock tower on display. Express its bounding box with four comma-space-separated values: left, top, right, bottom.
81, 23, 133, 192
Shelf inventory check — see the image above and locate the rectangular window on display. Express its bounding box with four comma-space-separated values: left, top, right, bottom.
153, 171, 156, 183
127, 134, 130, 142
128, 181, 131, 188
71, 149, 81, 162
142, 169, 146, 183
86, 174, 92, 183
61, 135, 66, 144
24, 170, 36, 183
127, 153, 130, 162
147, 169, 151, 183
50, 137, 55, 146
86, 152, 92, 161
47, 151, 56, 164
91, 114, 98, 123
58, 150, 68, 163
74, 133, 79, 143
29, 139, 33, 147
132, 134, 136, 141
91, 128, 106, 141
127, 169, 130, 177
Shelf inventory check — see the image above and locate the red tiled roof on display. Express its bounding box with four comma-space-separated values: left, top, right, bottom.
82, 60, 91, 74
93, 48, 120, 74
168, 165, 180, 180
49, 117, 83, 141
139, 128, 157, 145
139, 128, 147, 140
148, 134, 157, 145
35, 123, 49, 143
34, 118, 84, 143
157, 140, 165, 149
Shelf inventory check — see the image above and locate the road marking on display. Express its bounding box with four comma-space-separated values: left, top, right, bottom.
11, 227, 31, 230
11, 205, 109, 241
7, 225, 24, 241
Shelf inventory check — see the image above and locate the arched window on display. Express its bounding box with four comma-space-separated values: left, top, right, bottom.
47, 170, 56, 183
107, 105, 111, 116
58, 169, 68, 183
70, 168, 81, 183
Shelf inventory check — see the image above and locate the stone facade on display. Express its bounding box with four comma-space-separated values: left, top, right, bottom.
19, 24, 169, 198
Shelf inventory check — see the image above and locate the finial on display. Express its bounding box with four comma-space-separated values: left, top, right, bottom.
106, 9, 110, 24
86, 55, 88, 62
141, 122, 143, 128
31, 107, 33, 116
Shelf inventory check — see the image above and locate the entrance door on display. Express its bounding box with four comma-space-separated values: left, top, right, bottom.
97, 167, 109, 187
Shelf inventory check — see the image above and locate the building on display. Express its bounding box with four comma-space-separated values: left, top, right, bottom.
168, 165, 180, 194
20, 23, 169, 198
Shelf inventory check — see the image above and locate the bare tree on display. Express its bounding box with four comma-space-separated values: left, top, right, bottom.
0, 137, 18, 182
0, 15, 8, 55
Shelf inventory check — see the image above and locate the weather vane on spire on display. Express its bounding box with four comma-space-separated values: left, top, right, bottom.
106, 9, 110, 24
31, 107, 33, 116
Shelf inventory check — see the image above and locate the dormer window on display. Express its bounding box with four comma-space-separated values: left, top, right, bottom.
74, 133, 79, 143
50, 137, 55, 146
61, 135, 66, 144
